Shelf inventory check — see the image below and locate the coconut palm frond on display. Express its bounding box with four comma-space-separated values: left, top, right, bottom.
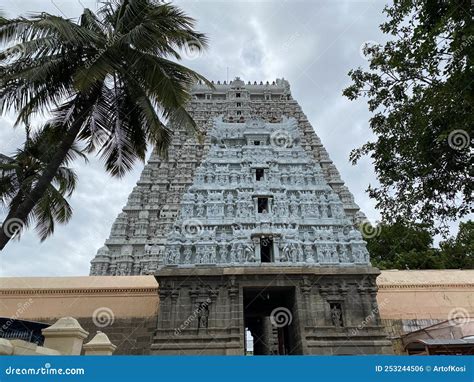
0, 0, 210, 247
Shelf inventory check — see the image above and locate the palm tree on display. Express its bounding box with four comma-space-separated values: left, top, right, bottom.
1, 124, 84, 240
0, 0, 210, 249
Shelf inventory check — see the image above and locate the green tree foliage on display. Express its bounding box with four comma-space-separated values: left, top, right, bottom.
0, 125, 85, 240
0, 0, 210, 248
344, 0, 473, 233
439, 220, 474, 269
366, 220, 473, 269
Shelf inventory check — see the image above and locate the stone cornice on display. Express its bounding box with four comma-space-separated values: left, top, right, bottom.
0, 287, 158, 296
378, 283, 474, 290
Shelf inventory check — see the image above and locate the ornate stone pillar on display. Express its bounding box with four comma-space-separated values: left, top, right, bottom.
273, 237, 280, 261
252, 237, 261, 262
300, 276, 313, 325
226, 276, 240, 335
170, 287, 180, 330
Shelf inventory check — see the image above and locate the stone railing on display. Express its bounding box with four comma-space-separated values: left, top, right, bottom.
0, 317, 116, 356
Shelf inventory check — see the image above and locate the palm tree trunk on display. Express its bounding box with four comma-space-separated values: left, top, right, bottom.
0, 121, 83, 250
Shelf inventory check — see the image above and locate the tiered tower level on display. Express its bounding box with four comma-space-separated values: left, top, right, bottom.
90, 78, 367, 276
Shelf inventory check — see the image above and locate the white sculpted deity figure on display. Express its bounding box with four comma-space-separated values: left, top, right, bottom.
320, 204, 328, 218
352, 245, 368, 263
183, 246, 193, 263
209, 246, 217, 263
117, 263, 130, 276
230, 172, 238, 184
280, 244, 291, 262
196, 203, 205, 217
208, 204, 219, 216
168, 247, 181, 264
304, 245, 315, 263
235, 243, 245, 263
244, 244, 256, 262
337, 244, 349, 263
141, 263, 150, 275
303, 231, 310, 242
226, 204, 235, 217
289, 203, 299, 217
198, 246, 210, 263
183, 204, 194, 216
229, 244, 238, 263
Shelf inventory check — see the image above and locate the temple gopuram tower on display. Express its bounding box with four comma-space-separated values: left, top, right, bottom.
90, 78, 392, 355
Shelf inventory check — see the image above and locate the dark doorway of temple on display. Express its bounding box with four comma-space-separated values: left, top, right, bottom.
260, 237, 273, 262
243, 287, 297, 355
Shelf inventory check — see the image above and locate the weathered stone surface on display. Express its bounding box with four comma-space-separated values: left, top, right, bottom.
159, 116, 369, 268
152, 266, 393, 355
90, 78, 366, 275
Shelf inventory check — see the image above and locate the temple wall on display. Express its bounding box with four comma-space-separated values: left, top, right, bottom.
1, 270, 473, 355
0, 276, 159, 355
376, 270, 474, 320
376, 270, 474, 354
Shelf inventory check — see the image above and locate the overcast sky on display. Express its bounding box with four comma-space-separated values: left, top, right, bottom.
0, 0, 418, 276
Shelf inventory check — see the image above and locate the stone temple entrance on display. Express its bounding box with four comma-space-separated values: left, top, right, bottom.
150, 266, 392, 355
244, 287, 296, 355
